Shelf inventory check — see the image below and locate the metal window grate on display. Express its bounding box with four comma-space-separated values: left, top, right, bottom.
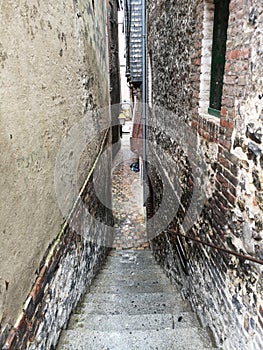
124, 0, 143, 83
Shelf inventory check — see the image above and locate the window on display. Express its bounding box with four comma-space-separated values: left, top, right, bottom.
198, 0, 214, 117
208, 0, 230, 117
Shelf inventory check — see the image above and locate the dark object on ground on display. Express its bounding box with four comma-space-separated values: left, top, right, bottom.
130, 162, 140, 172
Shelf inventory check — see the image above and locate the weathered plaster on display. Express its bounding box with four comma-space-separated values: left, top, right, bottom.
0, 0, 109, 327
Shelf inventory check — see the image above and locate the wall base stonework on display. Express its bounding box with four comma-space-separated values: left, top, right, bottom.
0, 237, 108, 350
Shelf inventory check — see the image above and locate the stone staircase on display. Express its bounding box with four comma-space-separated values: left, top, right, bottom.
56, 249, 217, 350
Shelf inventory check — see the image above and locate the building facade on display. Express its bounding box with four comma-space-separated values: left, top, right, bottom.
0, 1, 119, 348
147, 0, 263, 349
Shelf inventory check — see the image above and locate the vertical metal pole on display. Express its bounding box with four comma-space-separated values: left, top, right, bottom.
142, 0, 147, 204
105, 0, 111, 111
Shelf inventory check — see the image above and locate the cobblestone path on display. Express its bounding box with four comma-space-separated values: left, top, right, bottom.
112, 127, 148, 249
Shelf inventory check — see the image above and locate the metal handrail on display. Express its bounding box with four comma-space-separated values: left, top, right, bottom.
169, 229, 263, 265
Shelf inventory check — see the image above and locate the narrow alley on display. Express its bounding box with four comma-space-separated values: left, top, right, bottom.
56, 130, 215, 349
111, 125, 148, 250
0, 1, 263, 350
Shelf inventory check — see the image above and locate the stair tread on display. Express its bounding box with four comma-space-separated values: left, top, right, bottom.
94, 276, 168, 284
81, 292, 183, 303
68, 312, 199, 331
76, 302, 191, 316
76, 292, 191, 315
95, 268, 166, 275
100, 266, 163, 273
94, 272, 170, 284
109, 249, 152, 255
89, 284, 176, 293
57, 329, 215, 350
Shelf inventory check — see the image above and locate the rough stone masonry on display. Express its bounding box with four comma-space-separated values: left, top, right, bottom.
147, 0, 263, 349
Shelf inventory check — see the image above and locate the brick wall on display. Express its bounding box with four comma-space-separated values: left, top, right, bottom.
147, 0, 263, 349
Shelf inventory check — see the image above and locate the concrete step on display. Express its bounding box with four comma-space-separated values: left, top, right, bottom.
57, 328, 216, 350
105, 259, 159, 268
104, 254, 159, 261
68, 312, 199, 331
93, 273, 170, 285
75, 293, 191, 316
98, 267, 164, 277
91, 280, 173, 291
82, 292, 181, 304
89, 283, 177, 294
108, 249, 154, 257
106, 255, 156, 263
92, 276, 171, 287
107, 251, 154, 258
103, 260, 161, 272
109, 249, 153, 256
101, 267, 163, 276
104, 252, 161, 268
99, 259, 163, 270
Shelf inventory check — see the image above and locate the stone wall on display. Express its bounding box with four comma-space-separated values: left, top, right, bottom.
0, 0, 114, 348
147, 0, 263, 349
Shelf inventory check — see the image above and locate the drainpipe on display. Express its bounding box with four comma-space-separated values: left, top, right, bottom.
142, 0, 147, 204
105, 0, 111, 109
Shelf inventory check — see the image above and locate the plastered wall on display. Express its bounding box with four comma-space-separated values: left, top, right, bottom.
0, 0, 110, 329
